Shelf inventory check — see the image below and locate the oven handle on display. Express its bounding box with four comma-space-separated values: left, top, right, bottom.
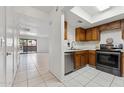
96, 51, 120, 55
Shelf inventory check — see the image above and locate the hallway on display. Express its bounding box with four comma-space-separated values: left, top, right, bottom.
13, 53, 64, 87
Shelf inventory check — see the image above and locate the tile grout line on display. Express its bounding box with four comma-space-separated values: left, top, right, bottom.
109, 76, 115, 87
83, 71, 101, 87
32, 56, 48, 87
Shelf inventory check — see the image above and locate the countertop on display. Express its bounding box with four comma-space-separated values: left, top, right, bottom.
64, 48, 124, 53
64, 49, 96, 53
121, 50, 124, 52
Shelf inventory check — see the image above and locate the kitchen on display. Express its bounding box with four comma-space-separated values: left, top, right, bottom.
63, 6, 124, 79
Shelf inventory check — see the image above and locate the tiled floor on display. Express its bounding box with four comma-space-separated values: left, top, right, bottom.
13, 53, 124, 87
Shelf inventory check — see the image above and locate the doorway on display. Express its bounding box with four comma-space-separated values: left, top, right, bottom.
19, 38, 37, 54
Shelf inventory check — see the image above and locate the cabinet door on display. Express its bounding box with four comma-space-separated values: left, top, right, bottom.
86, 29, 92, 41
80, 54, 88, 67
92, 27, 100, 41
75, 27, 85, 41
80, 29, 85, 41
108, 21, 121, 30
88, 51, 96, 66
121, 53, 124, 76
74, 54, 81, 69
75, 28, 80, 41
99, 24, 108, 31
121, 20, 124, 39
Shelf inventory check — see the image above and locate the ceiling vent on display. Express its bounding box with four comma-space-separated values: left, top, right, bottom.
77, 20, 83, 23
22, 28, 30, 32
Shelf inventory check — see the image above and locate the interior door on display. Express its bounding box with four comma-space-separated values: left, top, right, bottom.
5, 7, 14, 86
0, 7, 6, 87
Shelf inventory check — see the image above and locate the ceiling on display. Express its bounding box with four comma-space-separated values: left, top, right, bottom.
80, 6, 100, 16
65, 6, 124, 28
32, 6, 54, 14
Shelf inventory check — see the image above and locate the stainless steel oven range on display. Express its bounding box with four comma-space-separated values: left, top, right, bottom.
96, 50, 121, 76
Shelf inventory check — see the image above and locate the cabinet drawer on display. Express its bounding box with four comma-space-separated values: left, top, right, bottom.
88, 50, 96, 54
74, 51, 88, 55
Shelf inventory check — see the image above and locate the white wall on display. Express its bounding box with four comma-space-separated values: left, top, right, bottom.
49, 7, 64, 80
37, 37, 49, 52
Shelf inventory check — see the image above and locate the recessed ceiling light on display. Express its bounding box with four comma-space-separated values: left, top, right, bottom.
96, 6, 110, 11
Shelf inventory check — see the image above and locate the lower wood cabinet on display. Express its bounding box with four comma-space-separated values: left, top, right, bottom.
121, 52, 124, 76
88, 50, 96, 66
74, 51, 88, 70
74, 50, 96, 70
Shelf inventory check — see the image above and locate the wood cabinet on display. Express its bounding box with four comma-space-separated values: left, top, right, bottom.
64, 21, 67, 40
86, 29, 92, 41
75, 27, 99, 41
86, 28, 100, 41
121, 52, 124, 77
74, 50, 96, 70
74, 51, 88, 69
99, 20, 121, 31
99, 24, 108, 31
74, 54, 81, 69
75, 27, 85, 41
108, 20, 121, 30
121, 19, 124, 39
88, 50, 96, 66
92, 27, 100, 41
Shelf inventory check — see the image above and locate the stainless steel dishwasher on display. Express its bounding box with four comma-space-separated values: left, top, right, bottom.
64, 52, 74, 75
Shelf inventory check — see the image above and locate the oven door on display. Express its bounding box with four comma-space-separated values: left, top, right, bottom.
96, 51, 120, 70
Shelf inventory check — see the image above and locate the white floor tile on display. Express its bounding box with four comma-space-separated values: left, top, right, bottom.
85, 82, 102, 87
13, 81, 27, 87
46, 82, 64, 87
63, 79, 83, 87
73, 75, 91, 86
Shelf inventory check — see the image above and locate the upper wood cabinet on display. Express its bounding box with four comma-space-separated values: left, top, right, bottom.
75, 27, 100, 41
99, 20, 121, 31
75, 27, 85, 41
86, 28, 92, 41
108, 20, 121, 30
99, 24, 108, 31
121, 19, 124, 39
92, 27, 100, 41
86, 27, 100, 41
88, 50, 96, 66
64, 21, 67, 40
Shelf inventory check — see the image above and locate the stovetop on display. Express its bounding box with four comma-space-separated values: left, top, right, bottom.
96, 49, 122, 52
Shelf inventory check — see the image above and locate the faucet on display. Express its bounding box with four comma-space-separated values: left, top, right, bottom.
71, 41, 76, 49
